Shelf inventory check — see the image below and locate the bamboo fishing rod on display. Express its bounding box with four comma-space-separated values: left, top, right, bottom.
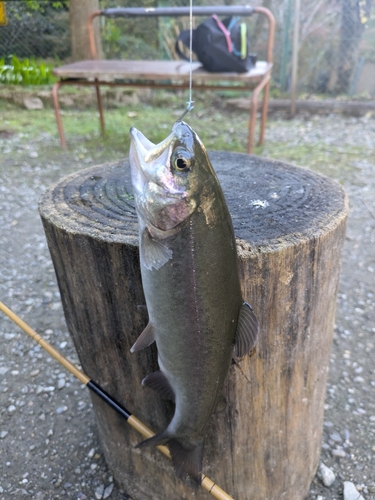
0, 301, 234, 500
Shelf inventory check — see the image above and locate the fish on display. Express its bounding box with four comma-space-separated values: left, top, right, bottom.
129, 121, 259, 486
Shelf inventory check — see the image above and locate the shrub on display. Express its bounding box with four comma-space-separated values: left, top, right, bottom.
0, 55, 56, 85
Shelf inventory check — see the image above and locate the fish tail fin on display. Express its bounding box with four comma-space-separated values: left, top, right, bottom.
168, 439, 204, 488
135, 429, 170, 449
136, 432, 204, 488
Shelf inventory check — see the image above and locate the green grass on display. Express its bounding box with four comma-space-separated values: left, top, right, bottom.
0, 90, 373, 186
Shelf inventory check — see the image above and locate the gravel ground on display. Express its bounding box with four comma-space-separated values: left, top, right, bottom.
0, 112, 375, 500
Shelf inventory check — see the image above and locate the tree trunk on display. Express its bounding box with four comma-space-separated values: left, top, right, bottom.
69, 0, 103, 61
39, 153, 348, 500
335, 0, 364, 94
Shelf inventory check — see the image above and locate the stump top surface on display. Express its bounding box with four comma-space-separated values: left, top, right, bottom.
39, 152, 348, 251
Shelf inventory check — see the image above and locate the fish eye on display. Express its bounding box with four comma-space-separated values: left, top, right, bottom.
171, 148, 194, 173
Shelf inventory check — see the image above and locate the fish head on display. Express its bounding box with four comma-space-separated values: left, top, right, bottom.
129, 121, 214, 232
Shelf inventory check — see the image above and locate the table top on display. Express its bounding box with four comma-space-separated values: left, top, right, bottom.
53, 60, 272, 83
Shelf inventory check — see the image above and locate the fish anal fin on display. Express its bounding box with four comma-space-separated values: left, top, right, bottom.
142, 370, 175, 402
168, 439, 204, 488
130, 323, 155, 353
141, 228, 172, 271
214, 395, 227, 414
235, 302, 259, 358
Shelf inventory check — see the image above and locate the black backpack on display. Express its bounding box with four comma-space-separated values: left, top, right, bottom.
175, 15, 257, 73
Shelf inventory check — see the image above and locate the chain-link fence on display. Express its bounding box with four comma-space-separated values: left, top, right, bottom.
0, 0, 374, 97
0, 1, 70, 60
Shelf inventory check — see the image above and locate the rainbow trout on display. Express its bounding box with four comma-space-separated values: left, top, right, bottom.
129, 121, 259, 486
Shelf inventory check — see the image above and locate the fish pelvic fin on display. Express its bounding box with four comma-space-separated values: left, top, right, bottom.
235, 302, 260, 358
142, 370, 176, 402
141, 228, 172, 271
130, 322, 155, 353
168, 438, 204, 488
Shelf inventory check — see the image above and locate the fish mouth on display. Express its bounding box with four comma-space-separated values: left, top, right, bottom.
129, 122, 195, 196
130, 121, 195, 163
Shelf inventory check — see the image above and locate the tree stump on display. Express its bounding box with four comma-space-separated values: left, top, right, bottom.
39, 152, 348, 500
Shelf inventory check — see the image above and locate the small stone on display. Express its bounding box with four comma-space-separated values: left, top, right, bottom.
331, 448, 346, 458
0, 367, 9, 375
87, 448, 95, 458
369, 415, 375, 421
29, 151, 39, 158
36, 385, 55, 394
47, 429, 53, 436
24, 97, 44, 110
319, 462, 336, 487
95, 484, 104, 499
54, 475, 63, 488
57, 378, 66, 390
59, 341, 67, 349
30, 369, 40, 376
56, 406, 68, 414
103, 483, 114, 498
11, 370, 19, 375
1, 430, 9, 439
8, 405, 16, 413
329, 432, 342, 443
39, 413, 46, 421
343, 481, 365, 500
354, 376, 365, 383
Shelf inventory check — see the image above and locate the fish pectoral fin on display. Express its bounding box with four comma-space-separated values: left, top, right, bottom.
141, 228, 172, 271
130, 323, 155, 353
168, 439, 204, 488
142, 370, 175, 402
235, 302, 260, 358
214, 395, 227, 413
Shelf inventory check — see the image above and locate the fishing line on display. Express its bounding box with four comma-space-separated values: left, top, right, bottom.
176, 0, 194, 122
0, 301, 234, 500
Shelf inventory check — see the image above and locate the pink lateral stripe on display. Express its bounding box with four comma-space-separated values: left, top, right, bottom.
212, 14, 233, 53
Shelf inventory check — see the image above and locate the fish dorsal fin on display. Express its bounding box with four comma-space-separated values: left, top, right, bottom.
130, 322, 155, 353
141, 228, 172, 271
142, 370, 176, 402
235, 302, 259, 358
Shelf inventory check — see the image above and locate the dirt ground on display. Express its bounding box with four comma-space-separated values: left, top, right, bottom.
0, 101, 375, 500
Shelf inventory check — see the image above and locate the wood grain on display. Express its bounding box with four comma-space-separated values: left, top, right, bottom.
39, 153, 348, 500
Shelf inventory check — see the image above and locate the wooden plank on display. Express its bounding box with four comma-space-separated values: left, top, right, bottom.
53, 60, 271, 84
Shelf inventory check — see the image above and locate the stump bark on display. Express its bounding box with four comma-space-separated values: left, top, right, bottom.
39, 152, 348, 500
